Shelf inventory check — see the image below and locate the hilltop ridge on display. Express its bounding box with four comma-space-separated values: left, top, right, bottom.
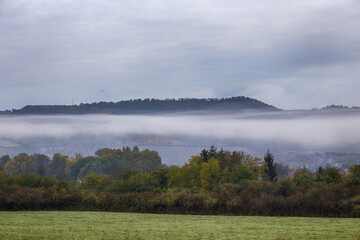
0, 96, 279, 115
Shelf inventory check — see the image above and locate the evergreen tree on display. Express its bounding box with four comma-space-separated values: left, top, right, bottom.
264, 150, 277, 182
209, 145, 217, 158
200, 149, 210, 162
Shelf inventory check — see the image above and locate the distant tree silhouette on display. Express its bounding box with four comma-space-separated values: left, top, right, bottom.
1, 96, 278, 115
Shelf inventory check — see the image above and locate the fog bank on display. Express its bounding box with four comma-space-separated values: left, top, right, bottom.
1, 113, 360, 149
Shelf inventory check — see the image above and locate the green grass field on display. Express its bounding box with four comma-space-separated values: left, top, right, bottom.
0, 212, 359, 240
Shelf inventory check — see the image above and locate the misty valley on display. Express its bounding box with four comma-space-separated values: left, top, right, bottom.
1, 98, 360, 218
1, 108, 360, 171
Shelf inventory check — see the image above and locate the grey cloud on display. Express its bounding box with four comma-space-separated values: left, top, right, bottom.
0, 0, 359, 110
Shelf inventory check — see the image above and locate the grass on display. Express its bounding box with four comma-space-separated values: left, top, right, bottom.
0, 212, 359, 240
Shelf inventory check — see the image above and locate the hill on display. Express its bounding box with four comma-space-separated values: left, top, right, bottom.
0, 96, 279, 115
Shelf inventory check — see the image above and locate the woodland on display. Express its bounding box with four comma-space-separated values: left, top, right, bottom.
0, 146, 360, 217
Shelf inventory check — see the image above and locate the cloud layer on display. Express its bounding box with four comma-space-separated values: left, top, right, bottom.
1, 113, 360, 149
0, 0, 359, 110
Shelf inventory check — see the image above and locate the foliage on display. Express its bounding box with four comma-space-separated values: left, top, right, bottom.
349, 164, 360, 184
1, 146, 162, 180
315, 167, 342, 184
199, 158, 221, 189
226, 165, 254, 183
293, 172, 314, 187
97, 147, 162, 177
0, 155, 10, 169
27, 154, 50, 174
81, 173, 111, 194
322, 167, 342, 184
166, 148, 265, 190
264, 150, 277, 182
14, 174, 58, 188
0, 147, 359, 217
48, 154, 69, 179
4, 153, 34, 176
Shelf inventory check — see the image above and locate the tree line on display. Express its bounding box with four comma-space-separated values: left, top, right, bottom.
0, 146, 360, 217
0, 147, 162, 180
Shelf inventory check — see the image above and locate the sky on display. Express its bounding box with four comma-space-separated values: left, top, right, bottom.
0, 0, 359, 110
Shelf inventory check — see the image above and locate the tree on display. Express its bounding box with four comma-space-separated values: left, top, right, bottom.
0, 155, 10, 169
167, 165, 192, 188
209, 145, 217, 158
48, 154, 69, 180
349, 164, 360, 184
188, 156, 204, 187
322, 167, 341, 184
264, 150, 277, 182
95, 148, 110, 157
200, 146, 218, 162
4, 153, 34, 176
199, 158, 221, 189
315, 166, 325, 182
81, 172, 110, 194
26, 154, 50, 174
67, 156, 99, 180
227, 165, 254, 183
200, 149, 210, 162
37, 164, 47, 177
0, 169, 6, 189
314, 166, 341, 184
293, 172, 314, 187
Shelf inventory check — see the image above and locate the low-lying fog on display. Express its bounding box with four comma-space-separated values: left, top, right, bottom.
1, 111, 360, 149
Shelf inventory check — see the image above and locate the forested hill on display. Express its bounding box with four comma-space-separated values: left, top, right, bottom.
1, 96, 279, 115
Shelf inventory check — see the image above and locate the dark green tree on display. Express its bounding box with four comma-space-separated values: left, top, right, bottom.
0, 155, 10, 169
26, 154, 50, 174
264, 150, 277, 182
37, 164, 47, 177
349, 163, 360, 184
200, 149, 210, 162
322, 167, 341, 184
315, 166, 325, 182
209, 145, 217, 158
48, 153, 69, 180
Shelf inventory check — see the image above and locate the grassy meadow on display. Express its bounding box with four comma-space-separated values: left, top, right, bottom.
0, 212, 359, 240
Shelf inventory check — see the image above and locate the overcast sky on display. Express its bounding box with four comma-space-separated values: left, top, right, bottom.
0, 0, 359, 110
